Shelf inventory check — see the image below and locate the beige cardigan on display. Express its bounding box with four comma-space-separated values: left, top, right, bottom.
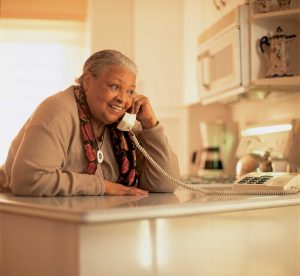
0, 86, 180, 196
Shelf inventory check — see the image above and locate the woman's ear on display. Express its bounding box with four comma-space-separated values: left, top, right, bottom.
82, 72, 91, 92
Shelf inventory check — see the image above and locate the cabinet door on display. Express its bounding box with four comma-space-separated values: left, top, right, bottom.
197, 27, 244, 103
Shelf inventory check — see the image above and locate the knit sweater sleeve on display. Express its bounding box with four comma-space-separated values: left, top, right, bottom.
133, 122, 180, 193
6, 88, 105, 196
10, 124, 104, 196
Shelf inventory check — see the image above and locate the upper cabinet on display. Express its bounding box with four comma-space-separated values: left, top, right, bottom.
249, 0, 300, 90
195, 0, 300, 105
196, 4, 249, 104
183, 0, 248, 106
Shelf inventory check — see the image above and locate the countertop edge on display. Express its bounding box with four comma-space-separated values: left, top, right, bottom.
1, 194, 300, 224
81, 196, 300, 223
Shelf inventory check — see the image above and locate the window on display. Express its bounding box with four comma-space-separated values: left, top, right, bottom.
0, 19, 86, 163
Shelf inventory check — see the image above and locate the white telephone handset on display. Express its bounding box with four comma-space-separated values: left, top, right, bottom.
118, 113, 300, 195
117, 112, 137, 131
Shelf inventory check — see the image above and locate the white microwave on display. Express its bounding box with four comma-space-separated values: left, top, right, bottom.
197, 5, 249, 104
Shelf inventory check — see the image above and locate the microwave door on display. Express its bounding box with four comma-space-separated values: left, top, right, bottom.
197, 26, 243, 101
209, 27, 242, 94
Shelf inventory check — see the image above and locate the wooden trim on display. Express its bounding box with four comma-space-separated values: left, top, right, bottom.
197, 8, 238, 45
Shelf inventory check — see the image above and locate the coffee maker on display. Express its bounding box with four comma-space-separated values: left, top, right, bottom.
236, 119, 300, 177
193, 121, 238, 178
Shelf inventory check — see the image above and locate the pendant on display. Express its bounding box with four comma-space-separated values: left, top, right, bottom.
97, 150, 104, 164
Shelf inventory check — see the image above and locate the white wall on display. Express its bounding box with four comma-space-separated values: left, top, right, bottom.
87, 0, 188, 174
134, 0, 188, 174
134, 0, 183, 109
231, 92, 300, 129
86, 0, 134, 59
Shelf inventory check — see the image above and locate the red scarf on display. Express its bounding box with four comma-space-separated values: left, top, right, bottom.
74, 86, 138, 186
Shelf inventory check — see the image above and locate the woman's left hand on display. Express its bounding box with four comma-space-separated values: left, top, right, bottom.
130, 94, 158, 129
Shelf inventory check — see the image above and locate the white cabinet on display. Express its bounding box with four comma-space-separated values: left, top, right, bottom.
196, 4, 249, 104
183, 0, 248, 106
192, 0, 300, 105
249, 0, 300, 90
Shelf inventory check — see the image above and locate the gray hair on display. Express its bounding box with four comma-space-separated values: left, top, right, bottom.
76, 49, 137, 85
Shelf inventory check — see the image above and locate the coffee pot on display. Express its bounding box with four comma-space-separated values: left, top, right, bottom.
192, 147, 223, 177
198, 147, 223, 170
259, 26, 296, 78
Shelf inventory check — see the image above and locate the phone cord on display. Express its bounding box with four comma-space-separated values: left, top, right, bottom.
129, 131, 299, 196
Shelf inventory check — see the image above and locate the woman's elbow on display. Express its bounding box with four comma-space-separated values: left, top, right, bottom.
11, 173, 45, 196
11, 179, 36, 196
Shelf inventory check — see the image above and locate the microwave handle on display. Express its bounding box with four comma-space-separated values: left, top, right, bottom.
201, 51, 210, 89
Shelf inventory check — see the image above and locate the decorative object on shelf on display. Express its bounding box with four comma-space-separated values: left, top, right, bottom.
254, 0, 272, 13
259, 26, 296, 78
277, 0, 291, 10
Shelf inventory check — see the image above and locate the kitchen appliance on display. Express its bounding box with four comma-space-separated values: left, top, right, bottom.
193, 146, 224, 177
192, 121, 238, 178
235, 119, 300, 177
192, 121, 225, 177
259, 26, 296, 78
196, 4, 249, 104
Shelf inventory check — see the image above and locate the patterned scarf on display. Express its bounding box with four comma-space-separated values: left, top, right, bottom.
74, 86, 138, 186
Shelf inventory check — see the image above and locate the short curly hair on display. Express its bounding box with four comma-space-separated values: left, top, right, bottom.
76, 49, 137, 85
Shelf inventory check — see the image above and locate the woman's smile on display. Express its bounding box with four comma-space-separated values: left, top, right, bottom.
109, 104, 124, 112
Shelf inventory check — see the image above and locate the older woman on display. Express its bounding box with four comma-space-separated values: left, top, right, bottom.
0, 50, 180, 196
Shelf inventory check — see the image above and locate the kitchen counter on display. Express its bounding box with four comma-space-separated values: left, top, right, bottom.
0, 187, 300, 223
1, 187, 300, 276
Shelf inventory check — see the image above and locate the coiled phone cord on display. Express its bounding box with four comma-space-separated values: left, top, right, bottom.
129, 131, 299, 196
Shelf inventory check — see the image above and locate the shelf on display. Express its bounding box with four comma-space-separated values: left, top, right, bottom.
251, 76, 300, 90
252, 8, 300, 22
200, 86, 246, 105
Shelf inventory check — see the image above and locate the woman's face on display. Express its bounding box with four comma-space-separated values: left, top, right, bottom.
83, 64, 136, 127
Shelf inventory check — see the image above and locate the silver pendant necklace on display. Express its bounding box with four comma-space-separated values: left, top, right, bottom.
96, 128, 106, 164
97, 150, 104, 164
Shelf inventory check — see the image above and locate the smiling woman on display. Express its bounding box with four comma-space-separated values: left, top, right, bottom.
0, 49, 180, 196
0, 19, 86, 163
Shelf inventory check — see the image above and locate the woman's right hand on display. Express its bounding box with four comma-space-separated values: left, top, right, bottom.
104, 180, 149, 196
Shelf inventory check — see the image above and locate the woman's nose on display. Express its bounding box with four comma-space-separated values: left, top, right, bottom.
115, 89, 129, 103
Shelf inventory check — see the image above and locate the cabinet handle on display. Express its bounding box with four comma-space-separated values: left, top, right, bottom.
201, 51, 210, 89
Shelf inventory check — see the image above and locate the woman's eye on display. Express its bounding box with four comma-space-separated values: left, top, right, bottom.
127, 90, 135, 96
110, 84, 120, 90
